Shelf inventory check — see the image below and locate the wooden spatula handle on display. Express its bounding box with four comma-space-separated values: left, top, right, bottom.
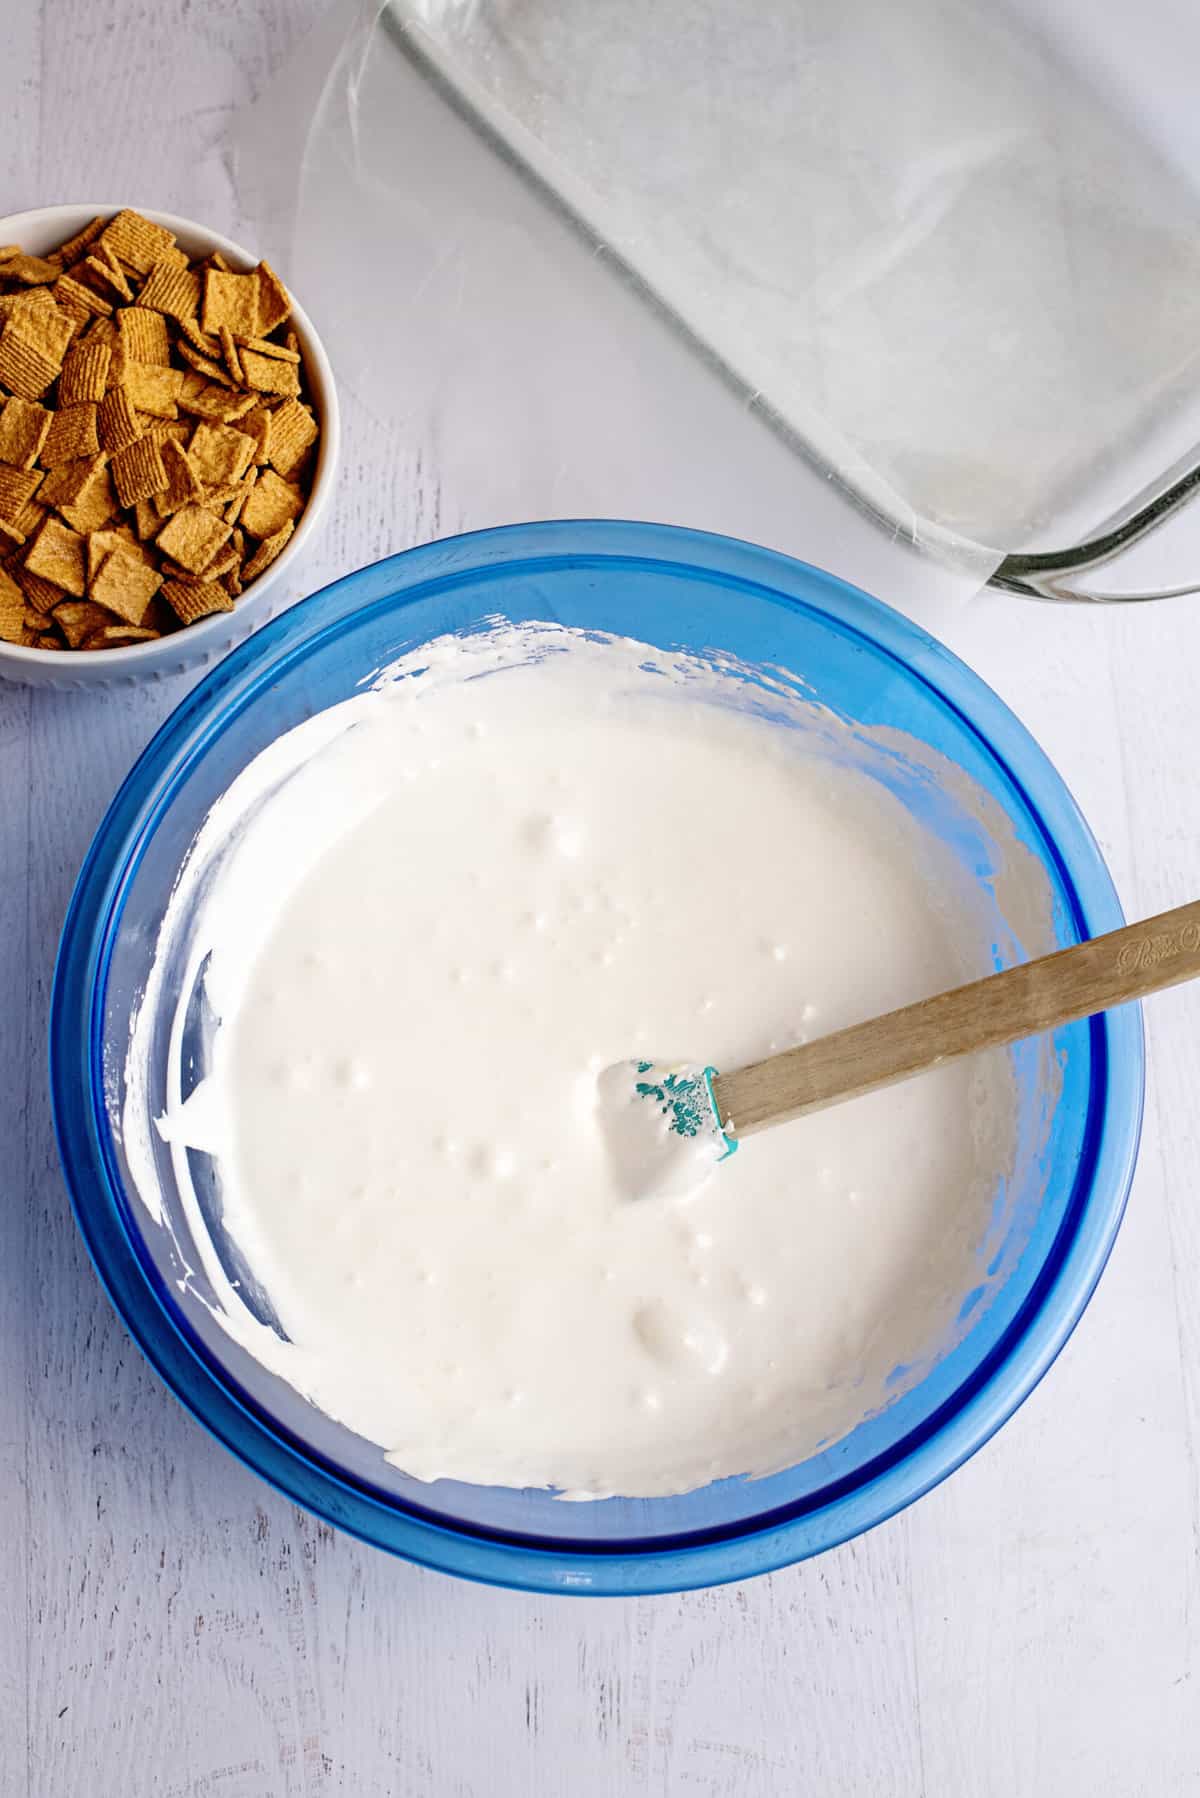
713, 897, 1200, 1137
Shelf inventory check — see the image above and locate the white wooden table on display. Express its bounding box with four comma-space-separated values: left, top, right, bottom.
4, 5, 1200, 1793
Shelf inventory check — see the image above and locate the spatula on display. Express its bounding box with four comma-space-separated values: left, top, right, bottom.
601, 897, 1200, 1198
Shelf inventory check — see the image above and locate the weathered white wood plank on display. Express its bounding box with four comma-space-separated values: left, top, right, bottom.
905, 591, 1200, 1796
4, 2, 1200, 1795
0, 683, 32, 1794
1, 10, 45, 1788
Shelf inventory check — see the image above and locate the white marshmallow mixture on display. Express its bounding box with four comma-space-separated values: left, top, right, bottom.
135, 625, 1047, 1498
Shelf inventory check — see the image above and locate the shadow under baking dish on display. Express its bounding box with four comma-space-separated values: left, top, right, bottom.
50, 520, 1143, 1594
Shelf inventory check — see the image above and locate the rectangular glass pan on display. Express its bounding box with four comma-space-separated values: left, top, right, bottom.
380, 0, 1200, 601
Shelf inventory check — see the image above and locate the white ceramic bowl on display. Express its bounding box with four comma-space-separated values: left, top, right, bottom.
0, 204, 339, 689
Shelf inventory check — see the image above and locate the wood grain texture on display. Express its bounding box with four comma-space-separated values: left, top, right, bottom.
2, 5, 1200, 1796
717, 897, 1200, 1134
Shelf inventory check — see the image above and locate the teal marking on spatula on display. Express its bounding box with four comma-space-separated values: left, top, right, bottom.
633, 1061, 738, 1162
702, 1066, 739, 1162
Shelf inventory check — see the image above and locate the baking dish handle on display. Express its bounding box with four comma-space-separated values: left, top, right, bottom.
991, 458, 1200, 603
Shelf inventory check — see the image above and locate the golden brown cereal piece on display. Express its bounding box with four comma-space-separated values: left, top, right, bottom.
41, 403, 100, 467
20, 302, 75, 363
176, 316, 222, 357
0, 463, 43, 523
97, 239, 137, 287
241, 467, 304, 539
201, 269, 259, 337
0, 565, 24, 640
53, 274, 113, 326
111, 435, 169, 507
136, 259, 202, 321
139, 413, 182, 435
213, 394, 260, 425
241, 519, 294, 582
188, 420, 254, 487
255, 262, 291, 334
133, 497, 159, 540
197, 482, 242, 513
25, 517, 87, 597
83, 251, 134, 303
58, 341, 111, 405
155, 438, 203, 514
106, 342, 128, 392
54, 216, 108, 267
0, 287, 54, 322
38, 456, 100, 508
52, 599, 113, 647
86, 531, 117, 584
98, 386, 142, 453
12, 563, 63, 613
0, 518, 25, 549
267, 400, 317, 478
239, 348, 301, 398
176, 369, 212, 404
162, 577, 234, 624
118, 306, 171, 365
0, 327, 62, 401
239, 404, 272, 464
58, 463, 117, 535
9, 497, 45, 543
90, 546, 163, 624
217, 325, 243, 385
223, 472, 256, 526
235, 334, 300, 364
123, 363, 183, 418
156, 503, 231, 574
176, 342, 233, 388
9, 285, 56, 311
0, 396, 51, 469
201, 541, 240, 580
22, 605, 53, 633
178, 381, 256, 424
143, 420, 192, 454
3, 253, 60, 287
84, 313, 118, 351
87, 524, 152, 583
98, 210, 176, 276
88, 623, 160, 648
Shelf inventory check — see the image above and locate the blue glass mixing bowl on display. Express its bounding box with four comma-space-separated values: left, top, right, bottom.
51, 521, 1143, 1594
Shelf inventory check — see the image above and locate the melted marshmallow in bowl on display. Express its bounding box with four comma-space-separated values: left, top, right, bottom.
140, 624, 1046, 1500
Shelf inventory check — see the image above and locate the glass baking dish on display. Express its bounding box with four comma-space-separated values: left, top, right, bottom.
370, 0, 1200, 603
